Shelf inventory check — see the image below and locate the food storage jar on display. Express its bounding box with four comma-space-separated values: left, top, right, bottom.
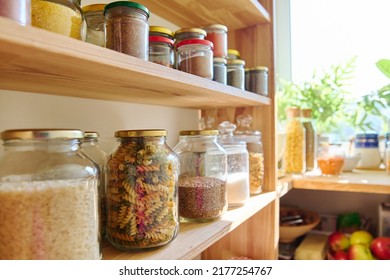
0, 129, 100, 260
203, 24, 228, 58
104, 1, 150, 60
81, 131, 107, 239
173, 130, 227, 222
82, 4, 105, 47
227, 49, 240, 60
176, 39, 214, 79
174, 27, 206, 44
149, 26, 174, 40
0, 0, 30, 26
149, 35, 174, 67
213, 57, 227, 84
249, 66, 269, 96
234, 114, 264, 195
386, 135, 390, 174
227, 59, 245, 89
32, 0, 84, 40
218, 121, 249, 208
353, 133, 382, 169
245, 68, 251, 91
106, 129, 179, 251
301, 109, 316, 171
317, 143, 345, 176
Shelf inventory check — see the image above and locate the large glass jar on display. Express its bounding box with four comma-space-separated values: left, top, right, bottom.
0, 129, 100, 260
227, 59, 245, 89
82, 4, 105, 47
106, 129, 179, 251
149, 35, 174, 68
173, 130, 227, 222
203, 24, 228, 58
0, 0, 31, 26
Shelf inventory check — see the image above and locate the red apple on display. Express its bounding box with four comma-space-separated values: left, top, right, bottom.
350, 230, 373, 246
333, 250, 349, 260
328, 231, 350, 252
348, 243, 375, 260
370, 237, 390, 260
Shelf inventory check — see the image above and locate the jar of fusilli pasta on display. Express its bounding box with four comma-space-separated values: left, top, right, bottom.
0, 129, 100, 260
106, 129, 179, 251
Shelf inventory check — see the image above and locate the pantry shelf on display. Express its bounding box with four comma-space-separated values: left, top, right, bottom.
0, 17, 270, 109
102, 191, 276, 260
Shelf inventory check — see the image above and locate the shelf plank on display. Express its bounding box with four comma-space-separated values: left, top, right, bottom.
102, 191, 276, 260
0, 17, 270, 109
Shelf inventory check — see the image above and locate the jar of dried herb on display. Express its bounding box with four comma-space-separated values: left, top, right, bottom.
213, 57, 227, 84
104, 1, 150, 60
173, 130, 228, 223
0, 0, 31, 26
82, 4, 105, 47
249, 66, 269, 96
149, 35, 174, 68
203, 24, 228, 58
106, 129, 179, 251
227, 59, 245, 89
150, 26, 174, 40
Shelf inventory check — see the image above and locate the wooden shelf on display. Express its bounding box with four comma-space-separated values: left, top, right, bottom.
102, 191, 276, 260
0, 17, 270, 109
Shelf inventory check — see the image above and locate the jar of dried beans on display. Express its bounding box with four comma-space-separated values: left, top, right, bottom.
104, 1, 150, 60
149, 36, 174, 68
106, 129, 179, 251
173, 130, 228, 222
0, 129, 100, 260
0, 0, 31, 26
82, 4, 105, 47
203, 24, 228, 58
227, 59, 245, 89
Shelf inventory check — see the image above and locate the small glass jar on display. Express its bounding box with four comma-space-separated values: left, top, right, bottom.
0, 0, 31, 26
32, 0, 84, 40
245, 68, 251, 91
317, 143, 345, 176
250, 66, 269, 96
149, 35, 174, 68
227, 59, 245, 89
82, 4, 105, 47
227, 49, 241, 60
176, 39, 214, 79
213, 57, 227, 84
173, 130, 227, 222
203, 24, 228, 58
174, 27, 206, 44
106, 129, 179, 251
353, 133, 382, 169
149, 26, 174, 40
0, 129, 100, 260
104, 1, 150, 60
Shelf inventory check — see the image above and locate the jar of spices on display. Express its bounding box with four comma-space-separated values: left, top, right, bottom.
149, 36, 174, 68
245, 68, 251, 91
301, 109, 316, 171
173, 130, 227, 222
0, 0, 31, 26
213, 57, 227, 84
353, 132, 382, 169
106, 129, 179, 251
174, 27, 206, 44
32, 0, 84, 40
227, 59, 245, 89
203, 24, 228, 58
149, 26, 174, 40
249, 66, 269, 96
227, 49, 241, 60
82, 4, 105, 47
104, 1, 150, 60
0, 129, 100, 260
176, 39, 214, 79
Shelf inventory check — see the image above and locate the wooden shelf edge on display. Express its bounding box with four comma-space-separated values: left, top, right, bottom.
102, 191, 277, 260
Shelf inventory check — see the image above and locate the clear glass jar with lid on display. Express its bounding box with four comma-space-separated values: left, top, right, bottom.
0, 0, 31, 26
218, 121, 250, 208
234, 114, 264, 195
106, 129, 179, 251
202, 24, 228, 58
249, 66, 269, 96
174, 27, 206, 44
82, 4, 105, 47
150, 26, 174, 40
227, 59, 245, 89
213, 57, 227, 84
149, 35, 175, 68
173, 130, 227, 222
0, 129, 100, 260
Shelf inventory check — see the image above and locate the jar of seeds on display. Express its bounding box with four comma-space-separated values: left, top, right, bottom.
173, 130, 227, 222
213, 57, 227, 84
149, 35, 174, 68
106, 129, 179, 251
82, 4, 105, 47
227, 59, 245, 90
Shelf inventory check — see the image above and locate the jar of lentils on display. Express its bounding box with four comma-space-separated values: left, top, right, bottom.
149, 36, 174, 68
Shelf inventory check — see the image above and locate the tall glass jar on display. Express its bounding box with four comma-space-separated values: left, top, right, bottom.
106, 129, 179, 251
301, 109, 316, 171
149, 35, 174, 67
0, 0, 31, 26
227, 59, 245, 89
104, 1, 150, 60
0, 129, 100, 260
82, 4, 105, 47
173, 130, 227, 222
203, 24, 228, 58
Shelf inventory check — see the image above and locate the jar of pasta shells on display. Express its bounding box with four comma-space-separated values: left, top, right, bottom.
106, 129, 179, 251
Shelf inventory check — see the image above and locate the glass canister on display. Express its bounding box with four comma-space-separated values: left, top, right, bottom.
317, 143, 345, 176
176, 39, 214, 79
32, 0, 84, 40
0, 0, 31, 26
218, 122, 250, 208
174, 27, 206, 44
0, 129, 100, 260
227, 59, 245, 90
104, 1, 150, 60
149, 35, 174, 67
353, 132, 382, 169
234, 114, 264, 195
213, 57, 227, 84
203, 24, 228, 58
249, 66, 269, 96
82, 4, 105, 47
301, 109, 317, 171
227, 49, 240, 60
106, 129, 179, 251
150, 26, 174, 40
173, 130, 227, 222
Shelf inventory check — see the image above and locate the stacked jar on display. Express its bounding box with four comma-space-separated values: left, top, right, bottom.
0, 0, 31, 26
83, 4, 105, 47
149, 26, 175, 67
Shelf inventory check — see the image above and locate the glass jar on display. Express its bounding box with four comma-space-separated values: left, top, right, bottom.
227, 49, 240, 60
249, 66, 268, 96
353, 133, 382, 169
173, 130, 227, 222
0, 129, 100, 260
301, 109, 317, 171
106, 129, 179, 251
104, 1, 150, 60
149, 35, 174, 68
317, 143, 345, 176
234, 114, 264, 195
174, 27, 206, 44
386, 137, 390, 174
245, 68, 251, 91
0, 0, 31, 26
81, 131, 107, 239
149, 26, 174, 40
176, 39, 214, 79
82, 4, 105, 47
203, 24, 228, 58
213, 57, 227, 84
227, 59, 245, 89
32, 0, 84, 40
218, 122, 249, 208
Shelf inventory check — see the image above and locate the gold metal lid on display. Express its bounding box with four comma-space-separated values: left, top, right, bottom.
1, 129, 84, 140
227, 59, 245, 65
84, 131, 100, 139
228, 49, 240, 57
202, 24, 228, 32
213, 57, 227, 64
252, 66, 268, 72
175, 28, 207, 37
179, 130, 219, 136
82, 4, 106, 13
150, 26, 174, 37
115, 129, 167, 138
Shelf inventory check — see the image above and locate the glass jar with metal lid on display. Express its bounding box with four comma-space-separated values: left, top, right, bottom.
149, 35, 175, 68
227, 49, 241, 60
227, 59, 245, 89
174, 27, 206, 44
82, 4, 105, 47
150, 26, 174, 40
202, 24, 228, 58
0, 129, 100, 260
213, 57, 227, 84
173, 130, 227, 222
0, 0, 31, 26
249, 66, 269, 96
106, 129, 179, 251
104, 1, 150, 60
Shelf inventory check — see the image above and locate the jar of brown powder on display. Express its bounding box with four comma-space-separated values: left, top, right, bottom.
227, 59, 245, 89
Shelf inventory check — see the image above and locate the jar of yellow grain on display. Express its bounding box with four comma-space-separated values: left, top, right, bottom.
32, 0, 85, 40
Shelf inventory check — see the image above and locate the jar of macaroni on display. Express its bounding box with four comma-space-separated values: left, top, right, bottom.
82, 4, 105, 47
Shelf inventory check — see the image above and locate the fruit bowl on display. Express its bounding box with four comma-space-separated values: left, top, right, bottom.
279, 207, 321, 243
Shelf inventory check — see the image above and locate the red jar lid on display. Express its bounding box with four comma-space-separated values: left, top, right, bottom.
149, 35, 174, 45
176, 39, 214, 50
